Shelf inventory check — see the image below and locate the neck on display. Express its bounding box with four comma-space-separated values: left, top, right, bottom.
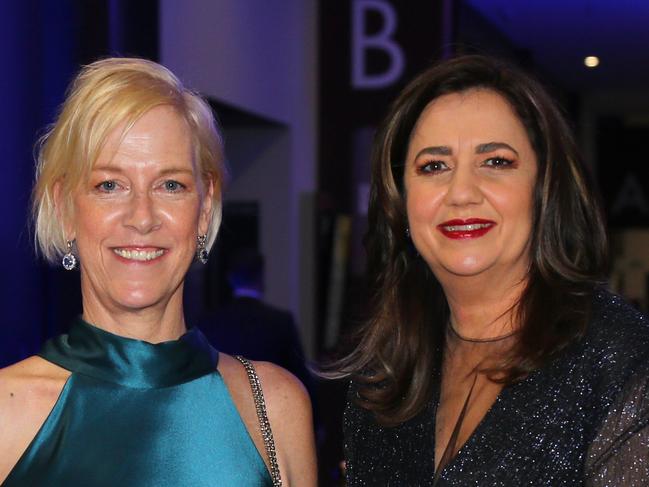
81, 289, 187, 344
440, 271, 528, 341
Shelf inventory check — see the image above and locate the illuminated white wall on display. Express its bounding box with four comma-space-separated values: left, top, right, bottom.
160, 0, 318, 354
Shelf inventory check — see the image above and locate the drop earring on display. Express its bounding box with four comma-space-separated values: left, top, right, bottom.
405, 227, 419, 257
62, 240, 77, 270
197, 234, 209, 264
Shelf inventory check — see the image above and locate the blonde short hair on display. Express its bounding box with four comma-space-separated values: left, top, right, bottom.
32, 57, 225, 263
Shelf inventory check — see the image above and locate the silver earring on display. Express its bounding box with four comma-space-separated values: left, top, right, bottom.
405, 228, 419, 257
197, 235, 208, 264
62, 240, 77, 270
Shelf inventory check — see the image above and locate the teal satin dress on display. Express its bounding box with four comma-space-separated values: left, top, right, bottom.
2, 318, 272, 486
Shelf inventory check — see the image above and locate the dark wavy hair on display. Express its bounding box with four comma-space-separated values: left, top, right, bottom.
333, 55, 608, 426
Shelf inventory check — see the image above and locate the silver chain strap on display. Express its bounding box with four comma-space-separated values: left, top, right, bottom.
234, 356, 283, 487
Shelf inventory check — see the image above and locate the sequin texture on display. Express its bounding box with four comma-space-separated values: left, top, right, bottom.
344, 290, 649, 486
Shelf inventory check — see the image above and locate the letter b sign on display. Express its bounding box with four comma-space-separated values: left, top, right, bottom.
351, 0, 405, 89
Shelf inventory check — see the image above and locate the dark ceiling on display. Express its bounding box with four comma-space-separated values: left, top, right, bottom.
466, 0, 649, 92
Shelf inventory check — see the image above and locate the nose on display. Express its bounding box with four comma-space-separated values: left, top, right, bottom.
123, 191, 162, 233
443, 165, 483, 207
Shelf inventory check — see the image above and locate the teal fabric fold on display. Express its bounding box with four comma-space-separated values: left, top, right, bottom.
3, 319, 272, 487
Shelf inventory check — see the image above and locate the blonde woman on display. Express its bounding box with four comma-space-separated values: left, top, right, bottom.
0, 58, 316, 486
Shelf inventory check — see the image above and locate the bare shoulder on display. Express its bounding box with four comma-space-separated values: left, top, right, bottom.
0, 355, 69, 404
218, 354, 310, 407
217, 353, 248, 386
253, 360, 312, 415
0, 356, 70, 482
218, 354, 317, 486
218, 354, 311, 425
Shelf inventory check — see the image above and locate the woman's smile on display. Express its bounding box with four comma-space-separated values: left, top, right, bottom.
437, 218, 496, 239
71, 105, 212, 313
111, 247, 167, 262
404, 89, 537, 281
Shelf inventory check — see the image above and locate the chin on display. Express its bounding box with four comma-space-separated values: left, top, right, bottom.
112, 287, 167, 311
433, 255, 495, 278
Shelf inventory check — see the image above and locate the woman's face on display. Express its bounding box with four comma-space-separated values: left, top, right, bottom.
68, 105, 212, 314
403, 89, 537, 285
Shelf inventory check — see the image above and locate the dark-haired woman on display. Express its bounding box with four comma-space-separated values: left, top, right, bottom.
338, 55, 649, 486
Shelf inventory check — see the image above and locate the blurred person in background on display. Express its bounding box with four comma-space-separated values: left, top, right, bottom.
0, 57, 316, 486
200, 248, 314, 399
333, 55, 649, 486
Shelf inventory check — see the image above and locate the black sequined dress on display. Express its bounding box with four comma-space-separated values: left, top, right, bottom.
344, 290, 649, 486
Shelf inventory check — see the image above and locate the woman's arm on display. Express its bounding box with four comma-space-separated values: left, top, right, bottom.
256, 361, 318, 486
0, 357, 69, 482
585, 361, 649, 486
219, 354, 317, 486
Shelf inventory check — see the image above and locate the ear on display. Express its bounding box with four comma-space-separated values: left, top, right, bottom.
53, 179, 75, 241
198, 176, 214, 237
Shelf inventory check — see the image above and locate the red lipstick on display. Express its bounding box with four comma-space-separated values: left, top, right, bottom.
437, 218, 496, 239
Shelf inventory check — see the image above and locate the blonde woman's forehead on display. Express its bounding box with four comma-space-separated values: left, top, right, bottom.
91, 106, 195, 174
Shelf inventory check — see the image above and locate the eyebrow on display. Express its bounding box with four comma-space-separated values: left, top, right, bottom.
91, 165, 195, 176
415, 146, 452, 158
414, 141, 519, 159
158, 168, 195, 176
476, 142, 519, 156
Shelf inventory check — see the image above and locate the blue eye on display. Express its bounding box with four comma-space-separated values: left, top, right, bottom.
163, 180, 185, 192
96, 180, 117, 192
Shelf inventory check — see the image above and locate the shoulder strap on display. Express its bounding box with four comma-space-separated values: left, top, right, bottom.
234, 355, 283, 487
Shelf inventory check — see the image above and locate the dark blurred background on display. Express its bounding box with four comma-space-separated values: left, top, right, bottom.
1, 1, 648, 484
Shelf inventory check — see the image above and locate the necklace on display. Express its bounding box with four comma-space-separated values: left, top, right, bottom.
448, 322, 518, 343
